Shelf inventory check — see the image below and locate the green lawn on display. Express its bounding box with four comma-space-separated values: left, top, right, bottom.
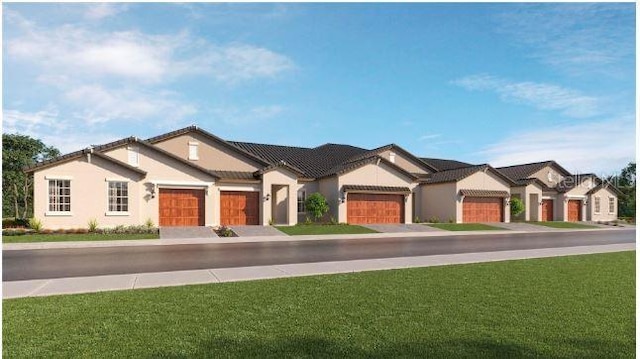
2, 233, 158, 243
529, 221, 599, 229
427, 223, 506, 231
276, 224, 378, 235
4, 252, 634, 358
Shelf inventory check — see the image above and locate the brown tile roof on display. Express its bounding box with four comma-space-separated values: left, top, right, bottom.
318, 155, 418, 180
420, 158, 474, 171
210, 171, 258, 181
422, 164, 516, 186
342, 185, 411, 194
345, 144, 438, 173
459, 189, 510, 197
495, 160, 572, 181
586, 181, 623, 196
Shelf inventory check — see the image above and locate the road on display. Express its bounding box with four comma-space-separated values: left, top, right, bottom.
3, 229, 634, 281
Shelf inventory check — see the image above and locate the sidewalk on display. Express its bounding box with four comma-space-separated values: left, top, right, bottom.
4, 243, 634, 299
3, 226, 630, 251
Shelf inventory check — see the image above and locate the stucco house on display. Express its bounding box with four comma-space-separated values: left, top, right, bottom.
24, 126, 619, 229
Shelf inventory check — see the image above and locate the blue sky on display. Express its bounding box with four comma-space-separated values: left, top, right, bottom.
3, 3, 635, 174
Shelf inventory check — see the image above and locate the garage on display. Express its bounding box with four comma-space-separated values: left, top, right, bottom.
462, 197, 503, 223
568, 199, 582, 222
159, 189, 205, 227
541, 199, 554, 221
347, 193, 404, 224
220, 191, 260, 225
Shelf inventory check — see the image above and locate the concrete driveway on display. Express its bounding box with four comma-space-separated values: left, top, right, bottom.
361, 223, 445, 233
231, 225, 284, 237
485, 222, 558, 231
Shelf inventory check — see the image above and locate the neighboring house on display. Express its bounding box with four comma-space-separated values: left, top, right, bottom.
24, 126, 619, 229
496, 161, 621, 222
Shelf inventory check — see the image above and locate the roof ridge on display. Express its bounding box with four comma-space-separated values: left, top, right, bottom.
230, 140, 312, 150
495, 160, 553, 169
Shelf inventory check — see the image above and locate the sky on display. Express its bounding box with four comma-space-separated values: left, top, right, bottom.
2, 3, 636, 175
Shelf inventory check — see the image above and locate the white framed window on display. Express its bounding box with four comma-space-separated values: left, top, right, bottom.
594, 197, 600, 214
108, 181, 129, 213
297, 190, 306, 213
48, 179, 71, 212
389, 152, 396, 163
188, 142, 199, 160
128, 146, 139, 167
608, 197, 615, 214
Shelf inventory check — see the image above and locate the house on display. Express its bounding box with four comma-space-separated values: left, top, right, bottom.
496, 161, 620, 222
24, 126, 618, 229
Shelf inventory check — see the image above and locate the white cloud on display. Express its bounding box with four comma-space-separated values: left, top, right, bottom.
84, 3, 128, 20
453, 75, 600, 118
481, 115, 635, 174
63, 85, 197, 124
419, 133, 441, 141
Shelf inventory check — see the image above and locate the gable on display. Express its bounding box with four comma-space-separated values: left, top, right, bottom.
152, 132, 264, 171
457, 169, 511, 191
530, 164, 568, 188
338, 162, 414, 187
379, 149, 431, 175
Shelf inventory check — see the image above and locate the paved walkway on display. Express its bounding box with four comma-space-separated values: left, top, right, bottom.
488, 222, 557, 231
362, 223, 445, 233
3, 243, 634, 299
159, 226, 217, 239
231, 225, 284, 237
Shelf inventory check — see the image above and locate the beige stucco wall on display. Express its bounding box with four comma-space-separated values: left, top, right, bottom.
318, 177, 339, 221
456, 170, 512, 223
261, 168, 299, 226
33, 154, 144, 229
530, 165, 566, 189
510, 184, 543, 221
378, 149, 430, 175
337, 162, 416, 223
420, 182, 457, 223
588, 187, 618, 221
152, 132, 263, 171
558, 177, 596, 221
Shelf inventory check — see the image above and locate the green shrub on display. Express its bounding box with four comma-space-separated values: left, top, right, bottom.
305, 192, 329, 222
329, 216, 338, 225
28, 218, 43, 232
414, 216, 421, 223
510, 198, 525, 217
217, 225, 235, 237
428, 216, 440, 223
88, 218, 99, 233
304, 216, 313, 225
448, 217, 455, 223
144, 218, 155, 229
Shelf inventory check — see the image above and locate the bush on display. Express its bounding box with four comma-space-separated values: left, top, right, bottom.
329, 216, 338, 225
2, 228, 31, 236
2, 218, 29, 229
305, 193, 329, 222
144, 218, 155, 229
510, 198, 525, 217
304, 216, 313, 225
216, 225, 235, 237
414, 216, 421, 223
428, 216, 440, 223
28, 218, 43, 232
88, 218, 99, 233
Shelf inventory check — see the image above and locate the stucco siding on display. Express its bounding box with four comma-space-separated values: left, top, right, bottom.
152, 132, 262, 171
261, 168, 299, 226
420, 182, 457, 223
530, 166, 566, 189
379, 149, 429, 175
588, 187, 618, 221
456, 171, 511, 223
318, 177, 339, 221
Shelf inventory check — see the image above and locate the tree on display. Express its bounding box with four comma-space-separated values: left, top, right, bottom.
2, 134, 60, 219
510, 197, 525, 218
609, 162, 636, 219
305, 192, 329, 222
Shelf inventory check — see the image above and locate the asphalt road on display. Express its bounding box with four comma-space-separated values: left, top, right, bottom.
3, 229, 635, 281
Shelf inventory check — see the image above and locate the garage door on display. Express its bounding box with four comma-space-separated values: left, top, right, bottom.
463, 197, 503, 223
541, 199, 554, 221
347, 193, 404, 224
220, 191, 259, 225
159, 189, 205, 227
568, 200, 582, 222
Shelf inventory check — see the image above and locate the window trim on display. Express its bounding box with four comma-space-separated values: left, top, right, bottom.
389, 151, 396, 163
127, 146, 139, 167
297, 189, 306, 213
608, 197, 616, 214
47, 178, 71, 214
594, 197, 600, 214
188, 142, 199, 161
107, 181, 129, 214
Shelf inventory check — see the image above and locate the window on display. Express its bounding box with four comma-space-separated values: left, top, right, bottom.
48, 179, 71, 212
128, 146, 139, 167
188, 142, 199, 160
609, 197, 615, 214
108, 182, 128, 212
389, 152, 396, 163
594, 197, 600, 214
297, 190, 306, 213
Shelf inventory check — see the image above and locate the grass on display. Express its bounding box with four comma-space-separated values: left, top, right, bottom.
2, 233, 158, 243
275, 224, 378, 235
4, 252, 634, 358
427, 223, 506, 231
529, 221, 599, 229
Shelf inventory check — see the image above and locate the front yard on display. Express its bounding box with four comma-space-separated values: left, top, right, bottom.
2, 233, 158, 243
529, 221, 599, 229
276, 224, 378, 235
3, 251, 634, 358
427, 223, 505, 231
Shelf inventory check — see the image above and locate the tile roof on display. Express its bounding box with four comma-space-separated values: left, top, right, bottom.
495, 160, 572, 181
342, 185, 411, 194
420, 158, 474, 171
345, 144, 439, 173
210, 170, 258, 181
422, 164, 488, 184
459, 189, 510, 197
586, 181, 624, 196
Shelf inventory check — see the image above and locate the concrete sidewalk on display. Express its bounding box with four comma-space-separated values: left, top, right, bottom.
3, 227, 629, 251
3, 243, 634, 299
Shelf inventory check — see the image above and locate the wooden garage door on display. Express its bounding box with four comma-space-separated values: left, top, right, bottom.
463, 197, 503, 223
220, 191, 259, 225
568, 200, 582, 222
347, 193, 404, 224
159, 189, 205, 227
541, 199, 554, 222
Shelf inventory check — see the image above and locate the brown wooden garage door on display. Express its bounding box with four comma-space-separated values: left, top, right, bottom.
568, 200, 582, 222
220, 191, 259, 225
347, 193, 404, 224
541, 199, 554, 221
159, 189, 205, 227
462, 197, 503, 223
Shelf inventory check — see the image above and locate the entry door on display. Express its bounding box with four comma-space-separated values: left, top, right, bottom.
568, 200, 582, 222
